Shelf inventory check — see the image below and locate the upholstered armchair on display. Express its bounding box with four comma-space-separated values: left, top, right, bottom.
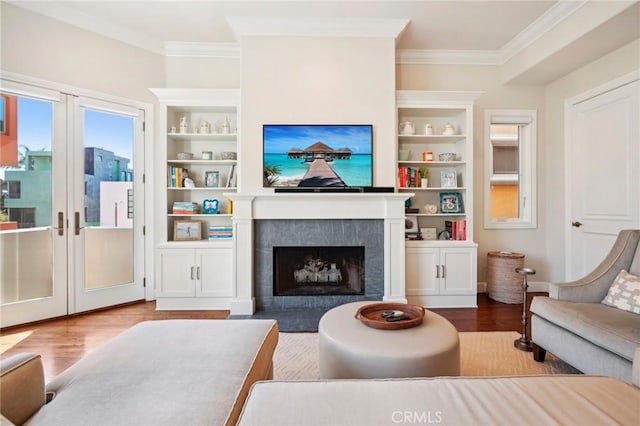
530, 229, 640, 384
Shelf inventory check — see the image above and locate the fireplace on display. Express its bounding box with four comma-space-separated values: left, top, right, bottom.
273, 246, 365, 296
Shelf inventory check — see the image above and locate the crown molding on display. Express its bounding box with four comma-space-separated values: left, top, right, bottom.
165, 42, 241, 58
7, 1, 164, 55
397, 49, 502, 65
500, 0, 587, 63
226, 16, 410, 40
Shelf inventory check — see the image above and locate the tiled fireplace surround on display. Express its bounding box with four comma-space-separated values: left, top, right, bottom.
228, 193, 410, 328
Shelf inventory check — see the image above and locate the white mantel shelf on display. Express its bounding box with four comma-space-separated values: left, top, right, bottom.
226, 192, 413, 315
227, 192, 413, 220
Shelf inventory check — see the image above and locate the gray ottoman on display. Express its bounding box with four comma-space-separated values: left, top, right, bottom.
319, 301, 459, 379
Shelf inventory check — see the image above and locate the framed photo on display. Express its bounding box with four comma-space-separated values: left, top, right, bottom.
202, 199, 219, 214
204, 171, 220, 187
440, 170, 457, 188
440, 192, 463, 214
173, 220, 202, 241
404, 216, 418, 232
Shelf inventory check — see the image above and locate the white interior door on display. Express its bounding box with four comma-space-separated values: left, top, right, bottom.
70, 97, 145, 313
566, 77, 639, 280
0, 82, 69, 327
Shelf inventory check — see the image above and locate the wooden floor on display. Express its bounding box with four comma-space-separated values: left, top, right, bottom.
0, 293, 544, 378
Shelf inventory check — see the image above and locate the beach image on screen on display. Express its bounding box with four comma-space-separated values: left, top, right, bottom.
263, 124, 372, 187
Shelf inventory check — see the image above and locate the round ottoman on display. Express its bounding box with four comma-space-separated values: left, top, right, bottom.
319, 301, 460, 379
487, 251, 525, 304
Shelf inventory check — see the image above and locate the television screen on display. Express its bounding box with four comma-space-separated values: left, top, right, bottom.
263, 124, 373, 188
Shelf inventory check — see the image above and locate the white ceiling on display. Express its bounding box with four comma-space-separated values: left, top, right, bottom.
7, 0, 640, 82
10, 0, 558, 51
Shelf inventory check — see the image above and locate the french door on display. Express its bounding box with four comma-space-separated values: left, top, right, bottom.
0, 79, 145, 327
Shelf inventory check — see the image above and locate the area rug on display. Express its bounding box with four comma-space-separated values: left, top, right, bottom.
273, 331, 581, 380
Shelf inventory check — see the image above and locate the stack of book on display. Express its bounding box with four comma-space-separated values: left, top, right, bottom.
397, 167, 425, 188
445, 220, 467, 240
208, 226, 233, 240
172, 202, 198, 215
168, 166, 187, 187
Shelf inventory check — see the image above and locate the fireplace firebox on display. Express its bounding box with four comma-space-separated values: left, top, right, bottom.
273, 246, 364, 296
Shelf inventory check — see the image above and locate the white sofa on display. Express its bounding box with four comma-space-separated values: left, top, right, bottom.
0, 319, 278, 426
238, 373, 640, 425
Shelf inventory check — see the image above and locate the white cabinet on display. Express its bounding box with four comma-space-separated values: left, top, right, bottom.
150, 88, 240, 310
406, 242, 477, 307
155, 246, 233, 309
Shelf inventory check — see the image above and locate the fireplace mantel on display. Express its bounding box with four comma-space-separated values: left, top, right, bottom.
228, 192, 411, 220
227, 192, 412, 315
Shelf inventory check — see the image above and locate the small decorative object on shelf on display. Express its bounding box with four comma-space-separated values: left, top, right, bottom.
179, 116, 188, 134
399, 119, 415, 135
514, 267, 536, 352
199, 121, 211, 134
441, 170, 457, 188
442, 123, 455, 135
425, 124, 433, 135
202, 199, 219, 215
174, 220, 201, 241
420, 227, 437, 240
204, 171, 220, 187
439, 152, 456, 161
424, 204, 438, 214
201, 151, 212, 160
222, 117, 231, 134
440, 192, 463, 213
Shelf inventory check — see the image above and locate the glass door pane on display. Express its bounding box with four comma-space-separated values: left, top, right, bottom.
0, 88, 68, 327
73, 97, 144, 313
82, 108, 135, 290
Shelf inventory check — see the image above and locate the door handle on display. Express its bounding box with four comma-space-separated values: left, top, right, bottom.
196, 266, 200, 280
435, 265, 440, 278
190, 266, 195, 280
74, 212, 86, 235
571, 221, 583, 228
441, 265, 446, 278
56, 212, 64, 236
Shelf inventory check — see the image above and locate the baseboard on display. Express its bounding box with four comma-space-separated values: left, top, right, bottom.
477, 281, 549, 294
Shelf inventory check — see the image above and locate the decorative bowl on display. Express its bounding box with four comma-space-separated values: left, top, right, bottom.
439, 152, 456, 162
177, 152, 194, 160
220, 151, 237, 160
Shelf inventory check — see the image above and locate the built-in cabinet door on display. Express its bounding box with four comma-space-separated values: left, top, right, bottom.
406, 247, 439, 295
156, 249, 196, 297
197, 249, 233, 298
440, 247, 476, 295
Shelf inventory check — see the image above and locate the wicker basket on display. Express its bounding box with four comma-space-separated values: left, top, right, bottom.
487, 251, 525, 304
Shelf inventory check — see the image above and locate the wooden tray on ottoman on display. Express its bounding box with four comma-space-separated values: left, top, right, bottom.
354, 303, 425, 330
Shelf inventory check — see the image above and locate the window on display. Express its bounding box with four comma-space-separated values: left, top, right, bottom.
7, 181, 21, 199
484, 110, 537, 229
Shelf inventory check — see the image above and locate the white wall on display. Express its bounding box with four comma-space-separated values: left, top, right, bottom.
544, 38, 640, 282
0, 3, 164, 102
165, 57, 240, 88
239, 36, 397, 191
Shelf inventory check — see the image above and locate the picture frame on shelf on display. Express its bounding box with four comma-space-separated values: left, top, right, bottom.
440, 192, 463, 214
202, 199, 219, 215
440, 170, 457, 188
173, 220, 202, 241
404, 216, 418, 232
204, 171, 220, 187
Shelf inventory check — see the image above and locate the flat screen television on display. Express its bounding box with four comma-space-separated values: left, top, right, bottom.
263, 124, 373, 188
